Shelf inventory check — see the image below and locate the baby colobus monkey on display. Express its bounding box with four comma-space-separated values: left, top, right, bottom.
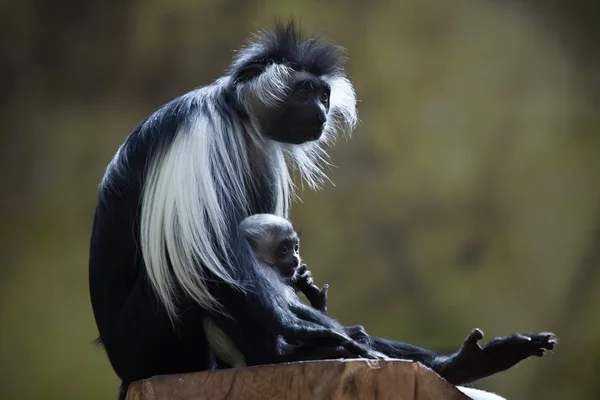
203, 214, 331, 368
242, 214, 329, 313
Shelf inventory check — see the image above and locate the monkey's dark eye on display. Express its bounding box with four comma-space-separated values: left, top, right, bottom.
298, 88, 308, 97
294, 244, 299, 252
238, 64, 264, 81
320, 92, 329, 103
280, 246, 289, 255
242, 69, 261, 79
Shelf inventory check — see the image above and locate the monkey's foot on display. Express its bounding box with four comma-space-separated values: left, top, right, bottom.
439, 329, 557, 385
309, 284, 328, 313
279, 341, 387, 363
344, 325, 369, 340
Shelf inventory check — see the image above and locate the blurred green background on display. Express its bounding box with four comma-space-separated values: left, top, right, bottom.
2, 0, 600, 399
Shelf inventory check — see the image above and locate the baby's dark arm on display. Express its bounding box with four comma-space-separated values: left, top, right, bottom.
291, 264, 328, 314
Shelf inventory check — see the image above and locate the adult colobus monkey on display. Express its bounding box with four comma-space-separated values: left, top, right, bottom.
89, 20, 556, 399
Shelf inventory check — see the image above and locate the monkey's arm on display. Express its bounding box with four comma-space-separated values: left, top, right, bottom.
291, 264, 328, 313
437, 329, 557, 384
223, 227, 383, 362
360, 329, 557, 385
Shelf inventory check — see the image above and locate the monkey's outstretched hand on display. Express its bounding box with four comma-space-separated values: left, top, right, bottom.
438, 328, 557, 385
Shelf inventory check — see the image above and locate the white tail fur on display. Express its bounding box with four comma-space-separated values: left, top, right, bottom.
457, 386, 507, 400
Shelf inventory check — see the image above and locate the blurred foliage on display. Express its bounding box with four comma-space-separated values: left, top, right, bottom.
1, 0, 599, 399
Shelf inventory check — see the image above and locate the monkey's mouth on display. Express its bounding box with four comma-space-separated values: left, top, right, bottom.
310, 126, 324, 140
295, 125, 324, 142
280, 265, 297, 277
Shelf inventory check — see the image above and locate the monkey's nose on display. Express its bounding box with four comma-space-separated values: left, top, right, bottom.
316, 112, 326, 125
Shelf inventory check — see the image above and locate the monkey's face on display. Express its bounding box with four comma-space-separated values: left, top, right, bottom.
264, 76, 331, 145
230, 23, 357, 150
273, 237, 301, 277
235, 65, 331, 145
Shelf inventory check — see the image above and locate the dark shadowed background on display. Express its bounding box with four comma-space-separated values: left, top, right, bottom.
2, 1, 600, 399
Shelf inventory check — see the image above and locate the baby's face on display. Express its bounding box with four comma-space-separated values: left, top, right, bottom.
274, 240, 300, 278
254, 231, 300, 277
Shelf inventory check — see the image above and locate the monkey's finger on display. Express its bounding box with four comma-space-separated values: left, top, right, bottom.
465, 328, 484, 345
297, 264, 307, 274
320, 284, 329, 295
523, 333, 558, 350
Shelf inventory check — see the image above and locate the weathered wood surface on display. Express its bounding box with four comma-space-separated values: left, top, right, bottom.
126, 359, 471, 400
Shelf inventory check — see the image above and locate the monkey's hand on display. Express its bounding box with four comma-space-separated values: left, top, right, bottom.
438, 329, 558, 385
292, 264, 314, 289
293, 264, 328, 313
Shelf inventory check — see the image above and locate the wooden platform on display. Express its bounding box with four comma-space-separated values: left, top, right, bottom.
126, 359, 471, 400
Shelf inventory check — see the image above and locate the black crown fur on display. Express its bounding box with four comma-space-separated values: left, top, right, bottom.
230, 19, 347, 79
